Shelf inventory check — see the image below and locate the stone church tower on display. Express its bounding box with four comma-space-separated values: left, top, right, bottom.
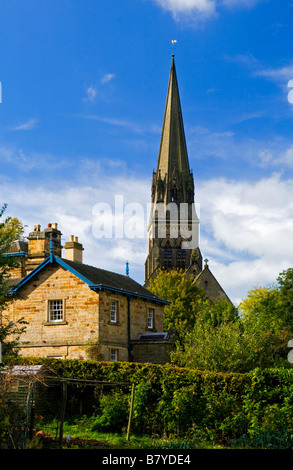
145, 54, 202, 285
144, 54, 230, 304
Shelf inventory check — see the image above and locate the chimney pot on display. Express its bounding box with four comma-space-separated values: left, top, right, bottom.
64, 236, 83, 263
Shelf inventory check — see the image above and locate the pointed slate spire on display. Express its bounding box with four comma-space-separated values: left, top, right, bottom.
153, 54, 193, 205
145, 54, 202, 286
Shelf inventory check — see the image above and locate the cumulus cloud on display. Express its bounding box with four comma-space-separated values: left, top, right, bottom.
2, 135, 293, 304
198, 173, 293, 303
2, 159, 293, 304
0, 167, 151, 282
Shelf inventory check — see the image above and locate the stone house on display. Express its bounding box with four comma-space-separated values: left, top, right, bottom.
3, 54, 231, 364
4, 223, 171, 363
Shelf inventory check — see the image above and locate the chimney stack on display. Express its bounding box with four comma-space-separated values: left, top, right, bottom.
26, 222, 62, 273
64, 235, 83, 263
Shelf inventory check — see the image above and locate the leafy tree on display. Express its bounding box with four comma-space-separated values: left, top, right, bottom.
196, 298, 240, 327
0, 204, 27, 361
0, 204, 25, 308
240, 286, 283, 332
1, 215, 24, 243
240, 269, 293, 334
275, 268, 293, 330
171, 300, 290, 373
170, 306, 244, 372
151, 267, 292, 372
147, 269, 207, 340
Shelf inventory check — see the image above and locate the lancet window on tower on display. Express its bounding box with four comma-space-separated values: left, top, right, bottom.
164, 242, 172, 259
177, 248, 186, 270
177, 248, 186, 260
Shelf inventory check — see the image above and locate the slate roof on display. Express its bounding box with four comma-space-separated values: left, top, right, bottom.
61, 258, 167, 303
10, 254, 169, 305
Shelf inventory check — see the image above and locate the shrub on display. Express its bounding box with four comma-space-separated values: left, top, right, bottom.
9, 357, 293, 446
91, 390, 129, 433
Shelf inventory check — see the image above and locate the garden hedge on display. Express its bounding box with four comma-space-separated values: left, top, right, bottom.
8, 357, 293, 444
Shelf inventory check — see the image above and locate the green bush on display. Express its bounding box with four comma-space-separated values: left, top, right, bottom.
9, 357, 293, 446
91, 390, 129, 433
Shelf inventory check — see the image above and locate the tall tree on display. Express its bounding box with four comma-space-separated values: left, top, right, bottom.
240, 270, 293, 334
0, 204, 24, 307
150, 268, 292, 372
147, 269, 207, 340
171, 298, 290, 373
276, 268, 293, 330
0, 204, 26, 361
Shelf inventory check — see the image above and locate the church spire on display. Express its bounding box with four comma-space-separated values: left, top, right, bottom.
153, 54, 194, 205
145, 54, 202, 285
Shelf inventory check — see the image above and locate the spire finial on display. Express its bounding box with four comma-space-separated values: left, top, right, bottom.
171, 39, 177, 56
126, 261, 129, 276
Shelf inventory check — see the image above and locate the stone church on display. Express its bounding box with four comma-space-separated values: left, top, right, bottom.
145, 54, 229, 304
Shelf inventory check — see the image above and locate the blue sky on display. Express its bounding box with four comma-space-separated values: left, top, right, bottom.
1, 0, 293, 304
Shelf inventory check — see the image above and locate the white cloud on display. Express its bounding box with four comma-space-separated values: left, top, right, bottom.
84, 86, 97, 102
198, 174, 293, 303
78, 113, 161, 134
10, 118, 38, 131
253, 64, 293, 83
188, 125, 293, 172
101, 73, 116, 84
154, 0, 216, 14
152, 0, 263, 20
0, 144, 70, 172
258, 144, 293, 169
226, 53, 293, 88
2, 164, 293, 305
2, 137, 293, 304
83, 75, 115, 103
1, 170, 151, 283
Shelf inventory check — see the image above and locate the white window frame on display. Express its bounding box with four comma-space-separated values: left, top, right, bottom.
110, 300, 118, 323
48, 299, 64, 323
147, 308, 154, 329
110, 349, 118, 361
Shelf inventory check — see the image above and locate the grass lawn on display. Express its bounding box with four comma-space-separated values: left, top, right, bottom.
30, 416, 209, 449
